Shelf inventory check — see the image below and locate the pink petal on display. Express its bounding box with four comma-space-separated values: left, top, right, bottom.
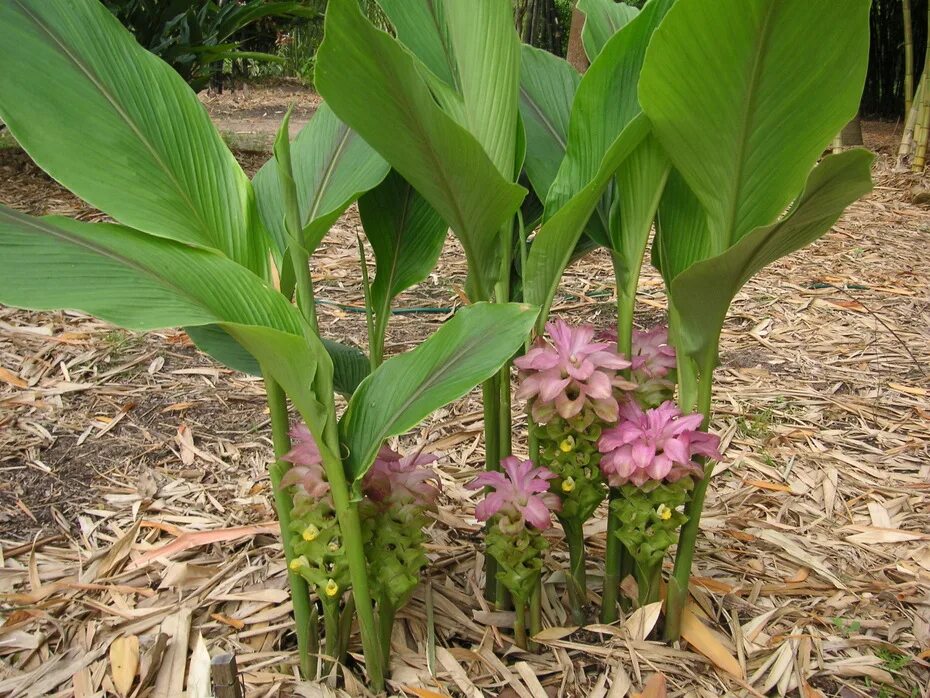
662, 437, 690, 464
537, 374, 572, 403
521, 497, 552, 530
591, 397, 619, 422
555, 390, 585, 419
631, 441, 656, 470
584, 370, 614, 399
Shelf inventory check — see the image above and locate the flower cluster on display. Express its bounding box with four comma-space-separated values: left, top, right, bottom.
630, 327, 677, 379
363, 445, 440, 508
468, 458, 561, 606
515, 319, 632, 424
467, 456, 561, 532
598, 401, 721, 487
598, 325, 678, 407
280, 424, 329, 498
281, 426, 442, 608
361, 445, 440, 606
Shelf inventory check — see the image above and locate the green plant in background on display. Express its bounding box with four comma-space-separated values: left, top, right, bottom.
102, 0, 320, 90
0, 0, 538, 690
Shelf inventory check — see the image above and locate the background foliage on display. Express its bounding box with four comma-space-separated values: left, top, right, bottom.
863, 0, 928, 118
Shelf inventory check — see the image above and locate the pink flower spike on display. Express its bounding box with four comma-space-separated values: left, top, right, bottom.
281, 424, 329, 497
466, 456, 561, 530
515, 319, 630, 424
362, 445, 440, 508
631, 326, 677, 378
598, 401, 721, 486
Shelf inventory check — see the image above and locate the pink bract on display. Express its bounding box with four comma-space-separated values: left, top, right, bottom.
631, 326, 677, 378
281, 424, 330, 498
598, 401, 721, 487
362, 445, 440, 508
515, 319, 631, 423
466, 456, 561, 530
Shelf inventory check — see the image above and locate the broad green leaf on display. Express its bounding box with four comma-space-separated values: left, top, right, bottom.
0, 204, 351, 427
443, 0, 521, 179
358, 171, 448, 322
524, 114, 650, 325
577, 0, 640, 62
376, 0, 458, 89
316, 0, 525, 300
671, 150, 874, 369
0, 207, 302, 335
253, 103, 389, 260
322, 338, 370, 398
0, 0, 265, 275
639, 0, 871, 253
186, 325, 263, 375
226, 324, 334, 450
185, 324, 368, 397
518, 45, 580, 203
547, 0, 675, 216
609, 134, 670, 301
653, 170, 713, 284
339, 302, 538, 483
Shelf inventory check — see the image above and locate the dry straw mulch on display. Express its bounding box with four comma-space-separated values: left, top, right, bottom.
1, 123, 928, 697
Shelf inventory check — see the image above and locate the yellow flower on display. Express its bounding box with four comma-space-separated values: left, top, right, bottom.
561, 476, 576, 493
324, 579, 339, 597
301, 524, 320, 542
559, 436, 575, 453
656, 504, 672, 521
289, 555, 308, 572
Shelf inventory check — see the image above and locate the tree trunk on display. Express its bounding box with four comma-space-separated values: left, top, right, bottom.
516, 0, 563, 55
566, 5, 589, 72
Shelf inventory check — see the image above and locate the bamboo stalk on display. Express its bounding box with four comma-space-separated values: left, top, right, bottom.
913, 94, 930, 171
897, 69, 926, 168
914, 4, 930, 172
904, 0, 915, 115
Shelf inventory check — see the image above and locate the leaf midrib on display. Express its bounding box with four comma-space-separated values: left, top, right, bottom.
519, 84, 568, 151
350, 317, 514, 472
13, 1, 218, 249
305, 122, 353, 226
3, 208, 294, 333
722, 1, 777, 249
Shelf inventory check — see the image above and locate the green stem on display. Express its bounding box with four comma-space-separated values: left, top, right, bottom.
513, 597, 528, 650
601, 490, 623, 623
602, 258, 636, 623
561, 518, 588, 625
496, 362, 514, 611
317, 442, 384, 691
635, 561, 663, 609
498, 361, 513, 459
664, 352, 716, 642
378, 597, 396, 669
322, 598, 340, 675
337, 594, 355, 666
264, 377, 314, 680
357, 233, 378, 371
289, 244, 319, 334
482, 375, 502, 603
528, 579, 541, 652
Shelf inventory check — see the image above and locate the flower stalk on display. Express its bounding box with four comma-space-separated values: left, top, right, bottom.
469, 457, 561, 648
663, 343, 717, 641
264, 377, 315, 680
